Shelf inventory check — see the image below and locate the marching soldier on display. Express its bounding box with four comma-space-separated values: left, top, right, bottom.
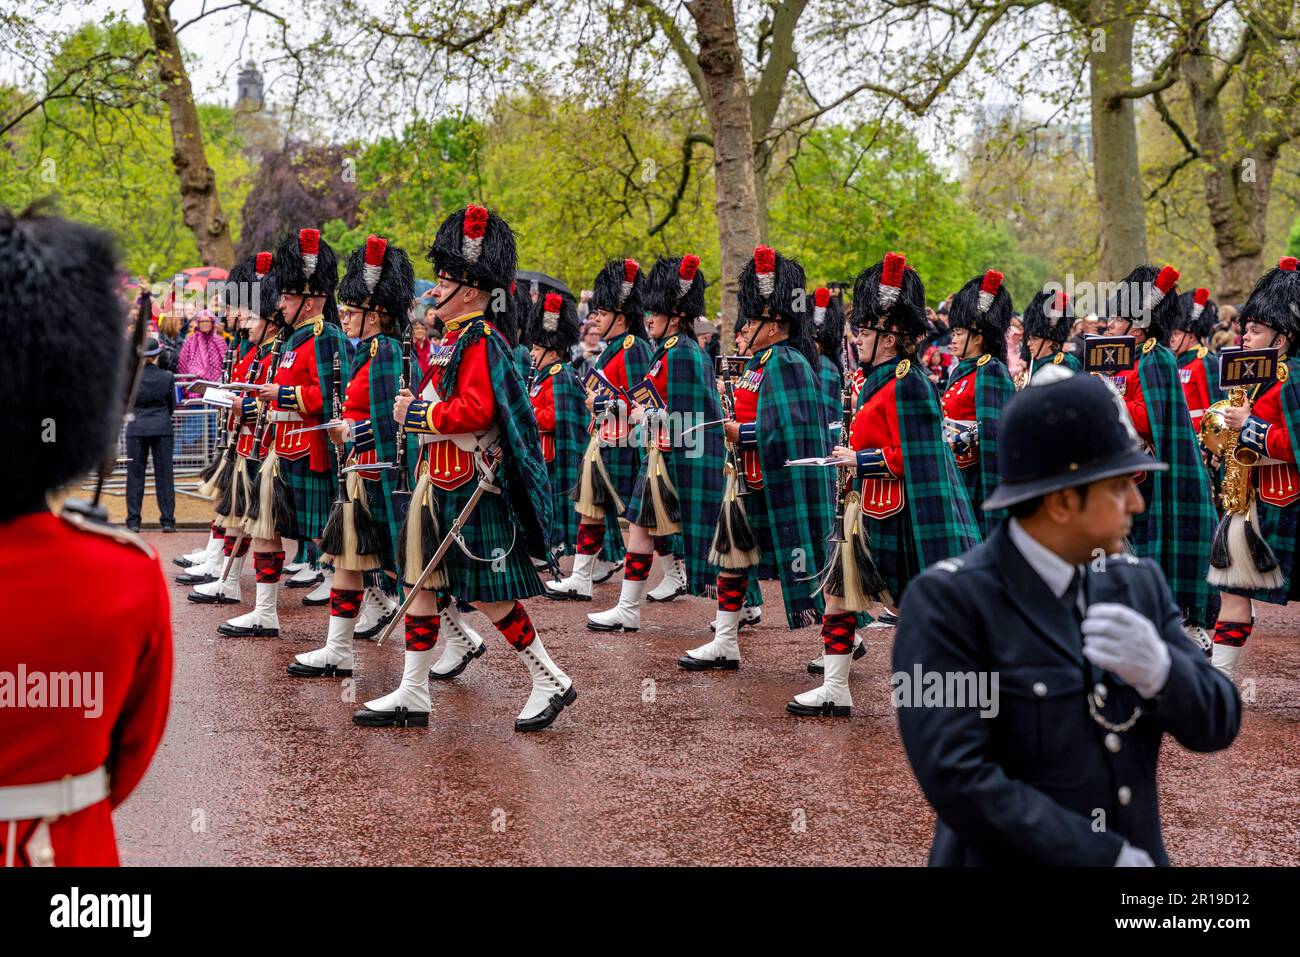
547, 259, 653, 600
1173, 287, 1223, 433
355, 204, 575, 732
678, 246, 834, 674
1208, 257, 1300, 677
218, 228, 350, 638
1021, 288, 1083, 384
1, 204, 171, 865
288, 236, 412, 678
587, 255, 725, 634
894, 370, 1240, 865
941, 269, 1016, 535
1103, 264, 1220, 649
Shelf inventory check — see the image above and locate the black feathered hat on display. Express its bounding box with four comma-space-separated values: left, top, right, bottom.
645, 254, 705, 339
591, 258, 647, 339
1238, 256, 1300, 344
224, 252, 281, 324
1175, 287, 1218, 340
270, 227, 339, 325
812, 286, 846, 373
948, 269, 1012, 363
1022, 288, 1074, 346
850, 252, 928, 341
1107, 263, 1181, 346
427, 204, 517, 295
736, 245, 818, 369
0, 205, 126, 516
339, 235, 415, 333
527, 291, 581, 357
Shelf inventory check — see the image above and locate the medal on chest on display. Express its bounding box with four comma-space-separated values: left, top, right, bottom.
1179, 367, 1192, 385
649, 360, 662, 377
280, 350, 297, 370
1111, 375, 1128, 396
739, 369, 763, 392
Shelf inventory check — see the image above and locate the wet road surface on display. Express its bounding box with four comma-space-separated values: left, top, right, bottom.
116, 532, 1300, 865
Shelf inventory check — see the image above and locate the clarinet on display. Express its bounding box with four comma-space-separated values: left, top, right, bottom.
395, 328, 412, 497
719, 357, 750, 497
330, 350, 347, 505
215, 330, 239, 447
248, 331, 286, 464
829, 338, 855, 544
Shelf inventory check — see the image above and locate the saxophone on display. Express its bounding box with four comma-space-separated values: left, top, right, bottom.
1199, 387, 1258, 514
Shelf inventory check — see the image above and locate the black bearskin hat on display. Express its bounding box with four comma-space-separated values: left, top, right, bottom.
948, 269, 1012, 364
339, 235, 416, 333
736, 245, 818, 369
527, 291, 581, 357
1175, 287, 1218, 340
591, 258, 648, 339
427, 204, 517, 295
645, 254, 705, 338
1, 205, 126, 515
1238, 256, 1300, 344
223, 252, 281, 324
812, 286, 846, 374
851, 252, 928, 342
270, 227, 339, 325
1022, 287, 1074, 345
1108, 263, 1180, 346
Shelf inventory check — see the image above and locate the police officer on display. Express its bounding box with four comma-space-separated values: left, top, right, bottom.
893, 369, 1240, 866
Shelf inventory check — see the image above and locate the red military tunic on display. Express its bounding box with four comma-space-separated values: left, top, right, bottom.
342, 343, 379, 480
593, 337, 636, 444
406, 313, 497, 490
530, 364, 558, 462
234, 344, 273, 459
265, 319, 331, 471
0, 513, 171, 866
941, 366, 979, 470
1248, 378, 1300, 507
849, 376, 905, 518
1178, 348, 1214, 432
1110, 365, 1152, 442
732, 365, 765, 489
643, 344, 672, 451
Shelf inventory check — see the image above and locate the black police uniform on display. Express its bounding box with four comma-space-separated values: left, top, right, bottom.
892, 369, 1240, 866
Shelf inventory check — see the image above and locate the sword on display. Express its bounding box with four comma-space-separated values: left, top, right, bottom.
377, 447, 504, 646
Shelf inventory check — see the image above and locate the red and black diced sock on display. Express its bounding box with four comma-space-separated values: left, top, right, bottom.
212, 523, 224, 538
435, 591, 452, 613
717, 574, 747, 613
1212, 620, 1252, 648
576, 523, 603, 556
223, 535, 236, 557
494, 601, 537, 650
652, 536, 673, 557
329, 588, 364, 619
253, 550, 285, 584
821, 612, 857, 655
405, 613, 440, 652
235, 537, 250, 557
624, 551, 653, 582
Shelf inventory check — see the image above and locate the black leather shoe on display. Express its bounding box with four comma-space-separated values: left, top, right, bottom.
543, 582, 592, 602
161, 525, 177, 533
677, 654, 739, 671
586, 619, 637, 633
786, 700, 851, 717
514, 685, 577, 732
217, 622, 279, 637
285, 572, 324, 589
188, 589, 239, 605
591, 564, 617, 585
173, 556, 196, 568
301, 592, 330, 606
352, 706, 429, 727
807, 640, 867, 675
286, 661, 353, 678
354, 610, 396, 640
175, 570, 217, 585
876, 610, 900, 626
428, 641, 487, 681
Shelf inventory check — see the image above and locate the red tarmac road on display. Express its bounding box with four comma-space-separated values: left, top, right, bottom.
116, 532, 1300, 866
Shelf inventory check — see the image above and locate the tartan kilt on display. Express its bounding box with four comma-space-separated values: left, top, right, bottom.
361, 474, 399, 573
735, 488, 780, 580
624, 453, 689, 545
625, 458, 652, 524
1225, 496, 1300, 605
436, 478, 543, 603
862, 502, 923, 604
600, 438, 642, 561
279, 455, 335, 540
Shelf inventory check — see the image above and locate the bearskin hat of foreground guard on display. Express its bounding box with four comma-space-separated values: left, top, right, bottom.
271, 227, 340, 326
338, 235, 416, 331
427, 204, 518, 296
0, 204, 127, 517
948, 268, 1013, 363
645, 254, 706, 339
591, 258, 648, 339
736, 245, 819, 370
851, 252, 928, 342
528, 291, 582, 358
1108, 263, 1181, 345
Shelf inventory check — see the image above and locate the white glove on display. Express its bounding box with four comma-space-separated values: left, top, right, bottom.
1115, 842, 1154, 867
1081, 602, 1172, 700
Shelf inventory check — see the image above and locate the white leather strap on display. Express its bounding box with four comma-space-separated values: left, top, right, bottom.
0, 767, 108, 821
268, 411, 304, 423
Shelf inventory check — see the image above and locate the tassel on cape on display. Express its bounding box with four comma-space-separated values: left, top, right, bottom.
708, 462, 760, 570
636, 443, 681, 535
572, 432, 624, 521
322, 471, 383, 571
820, 490, 893, 613
396, 468, 447, 591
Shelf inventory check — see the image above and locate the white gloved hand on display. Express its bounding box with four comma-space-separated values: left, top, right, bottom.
1081, 602, 1172, 700
1115, 842, 1155, 867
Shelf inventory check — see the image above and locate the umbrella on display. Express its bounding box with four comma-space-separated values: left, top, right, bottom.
516, 269, 574, 300
176, 265, 229, 289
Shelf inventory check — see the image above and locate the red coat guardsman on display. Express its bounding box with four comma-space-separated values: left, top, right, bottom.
1172, 287, 1223, 433
0, 204, 171, 866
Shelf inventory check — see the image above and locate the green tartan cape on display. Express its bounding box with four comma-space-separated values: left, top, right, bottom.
595, 334, 652, 563
858, 356, 981, 601
279, 320, 348, 538
817, 354, 843, 446
751, 344, 835, 628
1032, 351, 1083, 376
353, 333, 403, 571
536, 361, 588, 558
950, 355, 1015, 535
1130, 342, 1219, 627
1226, 360, 1300, 604
625, 335, 724, 596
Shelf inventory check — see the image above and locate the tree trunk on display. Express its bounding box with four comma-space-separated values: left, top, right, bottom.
1087, 2, 1148, 279
1181, 7, 1277, 303
686, 0, 760, 327
142, 0, 235, 268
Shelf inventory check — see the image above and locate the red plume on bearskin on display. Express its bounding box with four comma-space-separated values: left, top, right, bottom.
813, 286, 830, 326
879, 252, 906, 309
363, 235, 387, 293
754, 245, 776, 297
1051, 290, 1069, 316
1150, 264, 1180, 307
543, 292, 562, 331
1281, 256, 1298, 272
299, 228, 320, 278
462, 204, 489, 264
678, 254, 700, 299
621, 258, 638, 304
978, 269, 1004, 314
1189, 287, 1210, 322
255, 251, 272, 279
